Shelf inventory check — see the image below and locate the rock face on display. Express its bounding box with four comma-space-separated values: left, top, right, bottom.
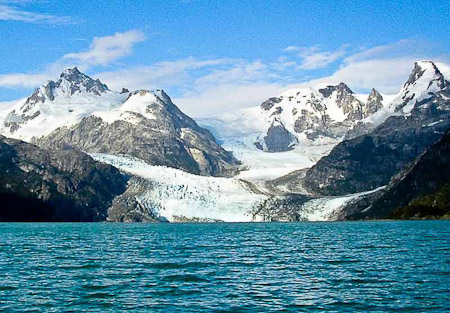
338, 129, 450, 220
365, 88, 384, 116
263, 120, 298, 152
303, 61, 450, 196
255, 83, 386, 151
35, 90, 240, 177
0, 135, 127, 221
107, 177, 161, 222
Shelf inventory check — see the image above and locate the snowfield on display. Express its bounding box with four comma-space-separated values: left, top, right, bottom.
297, 186, 386, 221
198, 115, 339, 182
90, 154, 385, 222
89, 153, 267, 222
0, 90, 128, 141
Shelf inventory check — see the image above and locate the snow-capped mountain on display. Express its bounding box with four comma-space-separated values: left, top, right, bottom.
2, 67, 128, 140
302, 60, 450, 197
0, 68, 239, 177
198, 82, 392, 183
391, 60, 449, 114
253, 82, 389, 152
2, 60, 450, 222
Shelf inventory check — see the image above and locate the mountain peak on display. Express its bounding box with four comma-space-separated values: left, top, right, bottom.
60, 66, 81, 77
56, 67, 109, 95
318, 82, 353, 98
337, 82, 353, 93
404, 61, 443, 89
369, 88, 383, 100
392, 60, 448, 113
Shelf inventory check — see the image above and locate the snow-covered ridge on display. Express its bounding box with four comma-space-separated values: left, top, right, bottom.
390, 60, 449, 114
0, 68, 128, 141
93, 90, 161, 124
199, 60, 449, 182
0, 68, 180, 141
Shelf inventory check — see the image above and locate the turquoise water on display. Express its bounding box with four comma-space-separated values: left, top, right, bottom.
0, 221, 449, 312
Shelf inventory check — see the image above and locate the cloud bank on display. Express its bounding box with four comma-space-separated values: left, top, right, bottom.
0, 31, 447, 117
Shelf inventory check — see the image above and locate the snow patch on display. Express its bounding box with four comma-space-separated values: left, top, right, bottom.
298, 186, 386, 221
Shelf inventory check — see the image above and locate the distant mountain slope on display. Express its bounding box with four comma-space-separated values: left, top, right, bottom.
0, 68, 239, 177
0, 135, 127, 221
255, 83, 387, 152
338, 129, 450, 220
198, 81, 393, 182
303, 61, 450, 196
35, 89, 239, 176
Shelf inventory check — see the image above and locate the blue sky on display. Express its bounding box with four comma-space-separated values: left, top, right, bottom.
0, 0, 449, 116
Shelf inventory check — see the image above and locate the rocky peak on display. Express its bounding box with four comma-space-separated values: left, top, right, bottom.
261, 97, 282, 111
56, 67, 108, 96
23, 68, 108, 110
394, 61, 448, 113
364, 88, 384, 116
319, 82, 353, 98
368, 88, 382, 100
320, 82, 364, 120
404, 61, 444, 89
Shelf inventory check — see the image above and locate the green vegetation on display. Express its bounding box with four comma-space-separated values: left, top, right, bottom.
390, 184, 450, 220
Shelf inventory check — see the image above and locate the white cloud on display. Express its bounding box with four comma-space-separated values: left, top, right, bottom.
1, 32, 447, 118
343, 39, 414, 64
175, 83, 287, 117
62, 30, 146, 66
96, 58, 291, 117
305, 58, 417, 93
283, 46, 301, 52
0, 30, 146, 89
284, 45, 348, 70
0, 3, 75, 24
0, 72, 49, 88
96, 57, 229, 91
172, 61, 294, 117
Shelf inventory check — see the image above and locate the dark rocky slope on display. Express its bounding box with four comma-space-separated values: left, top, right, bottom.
0, 135, 127, 221
338, 129, 450, 220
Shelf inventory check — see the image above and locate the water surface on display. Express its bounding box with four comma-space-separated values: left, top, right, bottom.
0, 221, 449, 312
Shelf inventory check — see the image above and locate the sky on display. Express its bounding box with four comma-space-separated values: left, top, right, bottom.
0, 0, 449, 117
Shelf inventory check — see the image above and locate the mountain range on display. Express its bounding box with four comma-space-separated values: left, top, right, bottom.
1, 61, 449, 222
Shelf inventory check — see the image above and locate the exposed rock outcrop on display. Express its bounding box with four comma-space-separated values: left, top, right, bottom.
337, 129, 450, 220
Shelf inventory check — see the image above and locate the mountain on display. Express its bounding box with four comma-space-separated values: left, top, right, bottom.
35, 89, 239, 177
2, 67, 127, 141
0, 135, 127, 221
337, 129, 450, 220
1, 61, 449, 223
302, 61, 450, 196
0, 68, 239, 177
254, 83, 387, 152
198, 84, 392, 183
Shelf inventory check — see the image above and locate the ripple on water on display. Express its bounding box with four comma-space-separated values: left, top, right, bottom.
0, 221, 449, 312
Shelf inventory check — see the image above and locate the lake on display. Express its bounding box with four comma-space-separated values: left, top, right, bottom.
0, 221, 449, 312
